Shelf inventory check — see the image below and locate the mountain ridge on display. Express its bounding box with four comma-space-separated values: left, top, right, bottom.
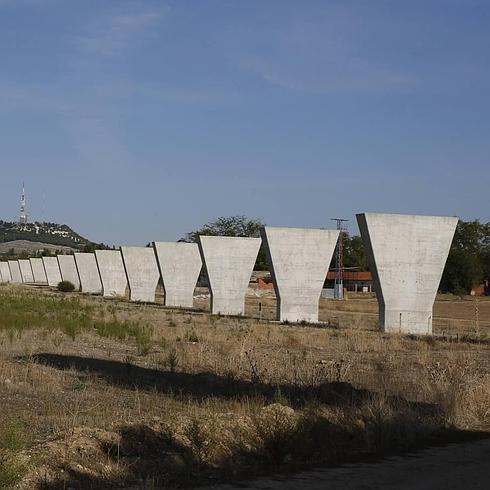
0, 220, 91, 250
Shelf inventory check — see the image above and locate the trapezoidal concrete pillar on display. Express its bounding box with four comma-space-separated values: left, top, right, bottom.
356, 213, 458, 335
95, 250, 128, 298
0, 262, 11, 283
57, 255, 80, 290
19, 259, 34, 283
74, 253, 102, 294
120, 246, 160, 303
260, 226, 340, 323
30, 258, 48, 284
153, 241, 202, 308
198, 236, 261, 316
8, 261, 22, 283
42, 257, 62, 287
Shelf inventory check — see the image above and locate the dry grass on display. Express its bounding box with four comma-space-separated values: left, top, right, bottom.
0, 284, 488, 488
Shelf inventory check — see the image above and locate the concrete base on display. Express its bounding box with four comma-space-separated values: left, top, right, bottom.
261, 226, 339, 323
30, 258, 48, 284
8, 261, 22, 283
74, 253, 102, 294
95, 250, 128, 298
19, 259, 34, 283
120, 246, 160, 302
42, 257, 62, 286
153, 241, 202, 308
57, 255, 81, 290
198, 236, 261, 316
357, 213, 458, 335
0, 262, 11, 282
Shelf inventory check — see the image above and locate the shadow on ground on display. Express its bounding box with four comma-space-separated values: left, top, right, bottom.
26, 352, 403, 409
25, 353, 487, 490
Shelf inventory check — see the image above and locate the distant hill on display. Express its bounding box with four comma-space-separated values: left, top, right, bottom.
0, 239, 76, 255
0, 221, 91, 250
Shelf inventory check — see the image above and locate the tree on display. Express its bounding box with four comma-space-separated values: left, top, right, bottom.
183, 215, 264, 242
183, 215, 268, 270
343, 234, 368, 271
440, 220, 490, 295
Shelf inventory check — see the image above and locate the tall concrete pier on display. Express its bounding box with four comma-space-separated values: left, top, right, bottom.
357, 213, 458, 334
95, 250, 128, 298
120, 246, 160, 302
42, 257, 62, 286
0, 262, 11, 282
153, 242, 202, 308
198, 236, 261, 316
8, 261, 22, 283
57, 255, 80, 290
261, 226, 339, 323
30, 258, 48, 284
74, 253, 102, 294
19, 259, 34, 283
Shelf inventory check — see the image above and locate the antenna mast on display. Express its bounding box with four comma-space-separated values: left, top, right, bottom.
19, 182, 28, 225
331, 218, 349, 300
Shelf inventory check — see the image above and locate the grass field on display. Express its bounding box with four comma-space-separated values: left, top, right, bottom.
0, 284, 488, 489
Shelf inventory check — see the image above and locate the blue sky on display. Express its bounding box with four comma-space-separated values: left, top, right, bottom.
0, 0, 489, 245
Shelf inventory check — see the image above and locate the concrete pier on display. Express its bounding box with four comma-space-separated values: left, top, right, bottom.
357, 213, 458, 334
95, 250, 128, 298
198, 236, 261, 315
57, 255, 81, 290
153, 241, 202, 308
19, 259, 34, 283
261, 226, 339, 323
74, 253, 102, 294
42, 257, 62, 286
120, 246, 160, 302
0, 262, 11, 282
30, 258, 48, 284
8, 261, 22, 283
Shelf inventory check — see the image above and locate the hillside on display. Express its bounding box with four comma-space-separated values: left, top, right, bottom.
0, 239, 76, 255
0, 221, 91, 250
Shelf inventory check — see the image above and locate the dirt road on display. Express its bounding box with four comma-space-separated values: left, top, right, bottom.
204, 438, 490, 490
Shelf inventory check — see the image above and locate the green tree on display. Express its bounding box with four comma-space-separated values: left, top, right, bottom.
183, 215, 268, 270
343, 234, 368, 271
440, 220, 489, 294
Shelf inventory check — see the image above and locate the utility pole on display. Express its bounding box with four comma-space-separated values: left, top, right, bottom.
331, 218, 349, 300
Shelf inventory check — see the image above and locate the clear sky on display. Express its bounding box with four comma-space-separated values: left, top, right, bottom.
0, 0, 489, 245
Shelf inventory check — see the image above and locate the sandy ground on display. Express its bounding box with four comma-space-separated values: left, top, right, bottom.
203, 438, 490, 490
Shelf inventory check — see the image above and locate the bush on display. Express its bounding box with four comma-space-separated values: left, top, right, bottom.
57, 281, 75, 293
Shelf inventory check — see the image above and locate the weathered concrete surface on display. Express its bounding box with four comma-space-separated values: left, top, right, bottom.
202, 438, 490, 490
57, 255, 81, 290
198, 236, 261, 315
357, 213, 458, 334
8, 261, 22, 283
120, 246, 160, 302
74, 253, 102, 294
261, 226, 339, 323
95, 250, 128, 298
153, 241, 202, 308
0, 262, 11, 282
30, 258, 48, 284
42, 256, 62, 286
19, 259, 34, 283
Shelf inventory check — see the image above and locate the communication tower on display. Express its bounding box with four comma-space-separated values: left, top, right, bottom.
19, 182, 28, 224
331, 218, 349, 300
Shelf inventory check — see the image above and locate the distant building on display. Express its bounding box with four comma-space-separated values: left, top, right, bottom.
470, 280, 489, 296
325, 271, 373, 292
254, 270, 374, 293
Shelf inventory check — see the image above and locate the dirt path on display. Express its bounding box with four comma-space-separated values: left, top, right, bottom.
203, 438, 490, 490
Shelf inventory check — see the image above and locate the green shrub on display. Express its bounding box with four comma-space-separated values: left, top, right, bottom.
57, 281, 75, 293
